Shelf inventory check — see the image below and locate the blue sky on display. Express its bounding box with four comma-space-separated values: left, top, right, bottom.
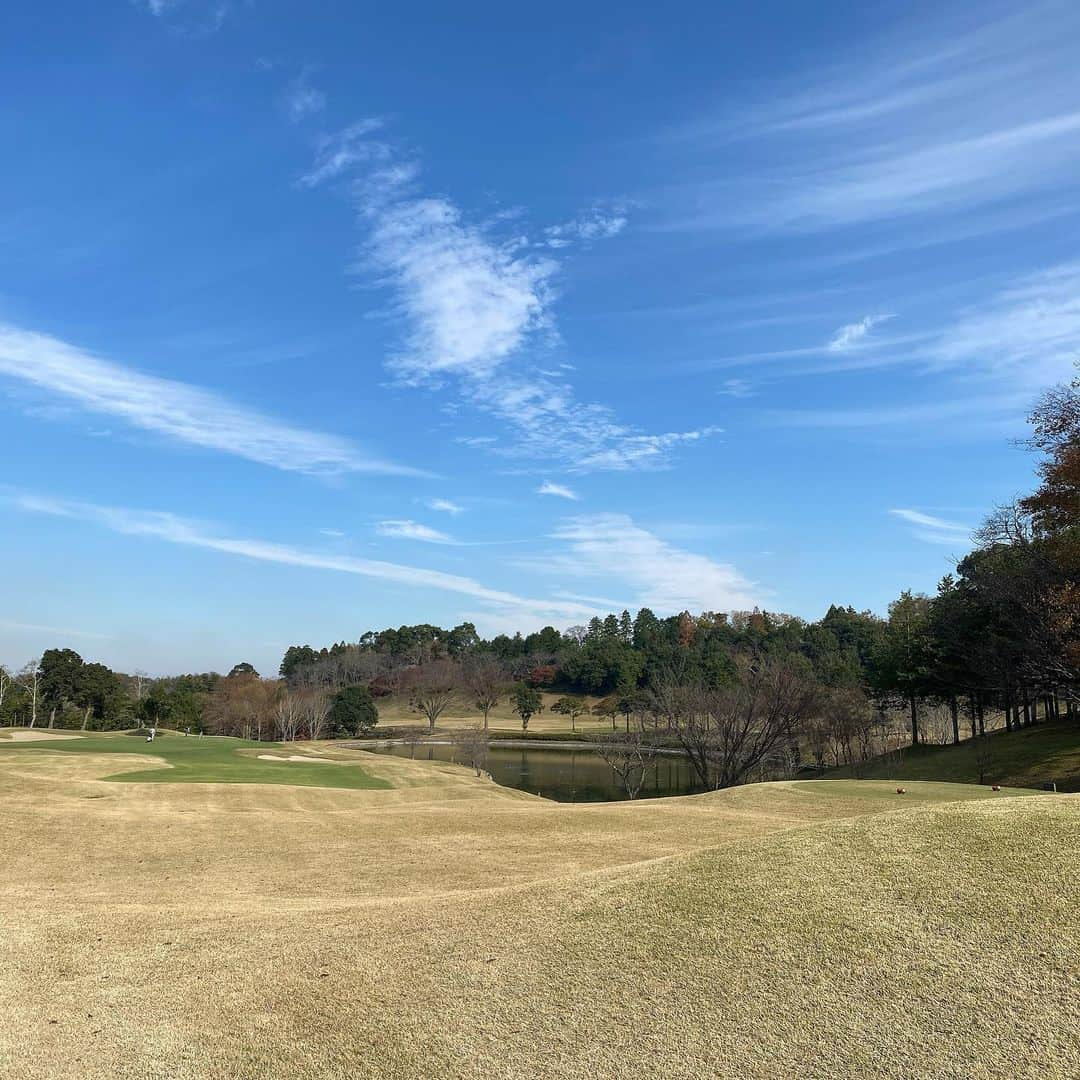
2, 0, 1078, 675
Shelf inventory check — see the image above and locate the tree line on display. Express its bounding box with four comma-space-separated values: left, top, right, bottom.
3, 369, 1076, 790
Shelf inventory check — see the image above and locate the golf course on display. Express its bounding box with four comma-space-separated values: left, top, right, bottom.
1, 729, 1076, 1079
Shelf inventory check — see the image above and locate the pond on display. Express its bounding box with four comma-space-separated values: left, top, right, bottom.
371, 742, 709, 802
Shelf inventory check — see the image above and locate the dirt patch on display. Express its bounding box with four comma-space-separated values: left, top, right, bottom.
256, 753, 337, 763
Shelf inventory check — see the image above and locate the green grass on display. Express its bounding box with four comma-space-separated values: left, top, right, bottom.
826, 718, 1080, 792
0, 731, 392, 791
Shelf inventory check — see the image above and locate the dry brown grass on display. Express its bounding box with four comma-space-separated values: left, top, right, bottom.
0, 745, 1076, 1079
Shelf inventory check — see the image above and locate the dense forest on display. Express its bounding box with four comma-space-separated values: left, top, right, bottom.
3, 369, 1076, 785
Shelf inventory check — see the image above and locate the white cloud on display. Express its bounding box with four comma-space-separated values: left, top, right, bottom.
550, 514, 758, 612
828, 314, 893, 352
376, 519, 454, 544
765, 394, 1025, 429
318, 528, 346, 538
677, 3, 1080, 231
300, 123, 716, 472
544, 209, 629, 248
537, 481, 579, 501
889, 508, 972, 546
298, 120, 386, 188
427, 498, 465, 514
931, 262, 1080, 388
0, 322, 420, 478
8, 492, 602, 625
135, 0, 229, 33
364, 193, 558, 381
282, 72, 326, 123
719, 377, 755, 398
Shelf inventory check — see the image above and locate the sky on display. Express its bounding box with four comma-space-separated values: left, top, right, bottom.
2, 0, 1078, 675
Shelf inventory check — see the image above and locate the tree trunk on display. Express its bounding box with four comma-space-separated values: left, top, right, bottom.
909, 694, 919, 747
967, 695, 978, 740
48, 707, 56, 730
81, 706, 91, 731
949, 698, 960, 745
976, 695, 985, 736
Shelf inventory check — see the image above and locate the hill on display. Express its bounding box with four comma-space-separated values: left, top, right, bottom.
0, 737, 1076, 1078
826, 718, 1080, 792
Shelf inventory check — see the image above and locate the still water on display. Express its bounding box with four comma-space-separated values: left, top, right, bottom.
372, 742, 708, 802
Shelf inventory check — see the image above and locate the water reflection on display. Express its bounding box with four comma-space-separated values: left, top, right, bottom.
372, 742, 708, 802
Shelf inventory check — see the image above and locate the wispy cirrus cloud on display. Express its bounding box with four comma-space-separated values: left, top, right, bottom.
281, 71, 327, 123
134, 0, 230, 34
828, 314, 894, 352
931, 262, 1080, 388
889, 508, 972, 546
376, 519, 454, 544
536, 481, 579, 501
427, 498, 464, 514
0, 618, 113, 642
545, 514, 758, 612
543, 208, 629, 248
7, 492, 603, 625
670, 3, 1080, 233
298, 119, 387, 188
301, 123, 716, 472
711, 261, 1080, 429
0, 323, 420, 478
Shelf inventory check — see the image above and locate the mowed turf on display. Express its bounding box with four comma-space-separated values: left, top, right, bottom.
827, 718, 1080, 792
0, 730, 390, 791
0, 737, 1076, 1080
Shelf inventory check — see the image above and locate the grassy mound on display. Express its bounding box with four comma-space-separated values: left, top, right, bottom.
827, 718, 1080, 792
0, 746, 1075, 1079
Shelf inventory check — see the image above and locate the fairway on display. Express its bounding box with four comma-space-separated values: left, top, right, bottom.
0, 730, 390, 791
0, 737, 1076, 1079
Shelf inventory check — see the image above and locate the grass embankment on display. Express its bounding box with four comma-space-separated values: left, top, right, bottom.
374, 691, 614, 736
827, 717, 1080, 792
0, 732, 1075, 1079
0, 729, 390, 791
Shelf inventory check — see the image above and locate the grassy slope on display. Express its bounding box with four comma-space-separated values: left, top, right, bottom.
826, 718, 1080, 792
0, 740, 1075, 1079
0, 730, 390, 791
374, 691, 615, 735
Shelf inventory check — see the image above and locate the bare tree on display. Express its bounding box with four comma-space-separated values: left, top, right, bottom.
300, 689, 331, 741
0, 665, 10, 717
405, 659, 460, 734
463, 657, 506, 730
654, 657, 821, 790
274, 690, 305, 742
595, 729, 657, 800
18, 659, 41, 728
453, 724, 490, 777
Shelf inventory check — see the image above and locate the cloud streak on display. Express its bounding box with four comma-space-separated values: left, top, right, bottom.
376, 519, 454, 544
673, 3, 1080, 232
889, 508, 972, 546
536, 481, 579, 501
0, 323, 420, 478
828, 314, 893, 352
8, 492, 602, 625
